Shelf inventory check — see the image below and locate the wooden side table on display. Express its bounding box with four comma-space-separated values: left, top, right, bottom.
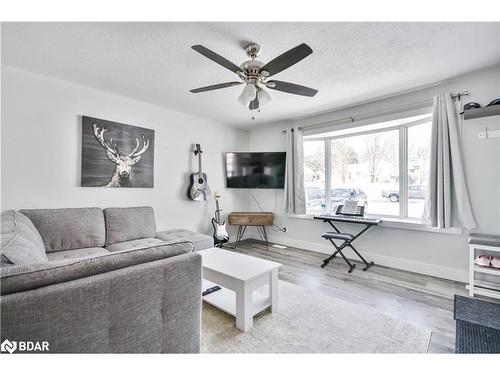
228, 212, 274, 250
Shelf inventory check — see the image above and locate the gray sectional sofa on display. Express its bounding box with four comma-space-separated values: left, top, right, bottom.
0, 206, 214, 353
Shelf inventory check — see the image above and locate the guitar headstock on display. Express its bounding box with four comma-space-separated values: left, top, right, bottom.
194, 144, 203, 155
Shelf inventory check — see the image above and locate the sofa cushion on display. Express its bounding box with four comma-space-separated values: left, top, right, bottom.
1, 240, 195, 295
47, 247, 110, 261
106, 239, 193, 259
20, 208, 105, 252
1, 210, 48, 265
104, 207, 156, 246
105, 238, 166, 252
156, 229, 214, 251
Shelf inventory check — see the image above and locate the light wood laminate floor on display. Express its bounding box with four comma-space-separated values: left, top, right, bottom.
226, 239, 467, 353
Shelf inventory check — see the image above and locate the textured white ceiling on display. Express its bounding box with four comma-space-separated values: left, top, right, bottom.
2, 22, 499, 128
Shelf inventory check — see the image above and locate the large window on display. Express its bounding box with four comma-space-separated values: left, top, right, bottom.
303, 140, 326, 211
304, 112, 432, 221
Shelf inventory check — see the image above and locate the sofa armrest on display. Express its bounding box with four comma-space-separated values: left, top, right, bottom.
1, 252, 202, 353
1, 240, 194, 295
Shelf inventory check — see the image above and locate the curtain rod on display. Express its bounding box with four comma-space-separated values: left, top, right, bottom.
282, 91, 469, 133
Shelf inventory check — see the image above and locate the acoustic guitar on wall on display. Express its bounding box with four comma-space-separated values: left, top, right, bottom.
187, 144, 211, 201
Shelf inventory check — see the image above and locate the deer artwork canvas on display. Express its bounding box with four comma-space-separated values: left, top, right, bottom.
81, 116, 154, 188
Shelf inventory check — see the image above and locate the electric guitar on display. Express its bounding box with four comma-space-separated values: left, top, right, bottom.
187, 144, 211, 201
212, 192, 229, 247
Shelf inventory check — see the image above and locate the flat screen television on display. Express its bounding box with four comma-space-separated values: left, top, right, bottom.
225, 152, 286, 189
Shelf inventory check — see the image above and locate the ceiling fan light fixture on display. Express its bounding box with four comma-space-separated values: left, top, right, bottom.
237, 83, 257, 106
258, 88, 272, 106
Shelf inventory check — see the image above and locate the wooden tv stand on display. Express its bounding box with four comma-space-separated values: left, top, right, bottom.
228, 212, 274, 250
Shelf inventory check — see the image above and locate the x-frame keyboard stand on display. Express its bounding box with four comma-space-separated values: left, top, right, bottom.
314, 214, 381, 271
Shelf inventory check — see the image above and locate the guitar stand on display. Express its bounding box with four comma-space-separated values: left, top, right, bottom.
216, 243, 234, 250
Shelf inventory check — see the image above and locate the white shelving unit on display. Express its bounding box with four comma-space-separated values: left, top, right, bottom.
468, 237, 500, 300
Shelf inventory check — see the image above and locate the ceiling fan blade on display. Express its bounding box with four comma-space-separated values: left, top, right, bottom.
190, 81, 242, 93
267, 80, 318, 97
260, 43, 313, 77
249, 96, 259, 110
191, 45, 242, 74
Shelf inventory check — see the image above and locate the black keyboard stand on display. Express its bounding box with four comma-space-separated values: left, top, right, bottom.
314, 214, 381, 272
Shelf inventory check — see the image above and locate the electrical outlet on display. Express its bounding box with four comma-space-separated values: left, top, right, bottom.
283, 227, 288, 232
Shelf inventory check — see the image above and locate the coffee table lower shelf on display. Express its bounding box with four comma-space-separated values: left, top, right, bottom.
202, 280, 271, 317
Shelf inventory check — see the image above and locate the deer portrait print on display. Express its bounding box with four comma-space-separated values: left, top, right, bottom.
81, 116, 154, 188
92, 124, 150, 187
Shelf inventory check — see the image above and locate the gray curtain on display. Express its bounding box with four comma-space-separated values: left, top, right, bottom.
423, 93, 477, 229
284, 126, 306, 214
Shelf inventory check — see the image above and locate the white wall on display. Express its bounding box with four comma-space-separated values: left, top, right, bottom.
247, 68, 500, 282
1, 66, 250, 235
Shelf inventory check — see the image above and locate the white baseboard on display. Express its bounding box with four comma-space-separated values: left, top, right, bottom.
249, 234, 468, 283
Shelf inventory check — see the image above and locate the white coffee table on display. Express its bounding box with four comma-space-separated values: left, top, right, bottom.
199, 248, 281, 332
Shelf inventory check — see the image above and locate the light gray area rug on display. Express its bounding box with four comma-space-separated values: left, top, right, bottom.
202, 281, 431, 353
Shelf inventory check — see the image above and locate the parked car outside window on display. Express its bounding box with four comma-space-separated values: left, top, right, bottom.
381, 184, 427, 202
305, 187, 325, 209
331, 188, 367, 207
305, 186, 367, 211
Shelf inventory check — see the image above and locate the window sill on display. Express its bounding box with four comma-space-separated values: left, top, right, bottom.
287, 214, 463, 235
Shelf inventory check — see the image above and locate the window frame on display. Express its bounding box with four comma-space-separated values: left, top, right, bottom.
304, 115, 432, 221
